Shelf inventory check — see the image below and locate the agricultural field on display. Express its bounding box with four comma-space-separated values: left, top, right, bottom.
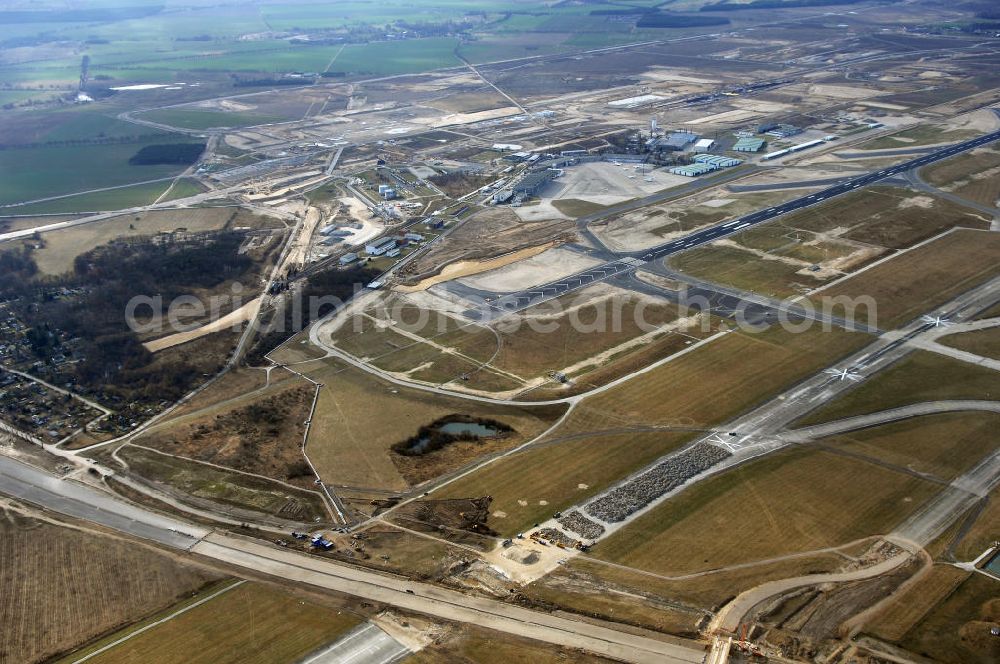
0, 508, 221, 664
2, 181, 178, 215
331, 38, 462, 76
70, 582, 363, 664
810, 229, 1000, 328
0, 136, 197, 206
299, 358, 566, 492
796, 351, 1000, 426
590, 446, 940, 575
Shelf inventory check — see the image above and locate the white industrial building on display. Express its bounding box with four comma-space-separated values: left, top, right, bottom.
365, 237, 397, 256
692, 138, 716, 153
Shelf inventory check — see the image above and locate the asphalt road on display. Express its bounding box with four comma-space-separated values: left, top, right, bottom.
0, 456, 706, 664
471, 125, 1000, 319
0, 456, 207, 549
195, 533, 706, 664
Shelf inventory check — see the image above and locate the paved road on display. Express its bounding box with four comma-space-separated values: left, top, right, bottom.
0, 456, 706, 663
783, 400, 1000, 441
0, 456, 207, 549
300, 623, 409, 664
710, 547, 914, 635
195, 533, 705, 664
903, 168, 1000, 220
470, 124, 1000, 319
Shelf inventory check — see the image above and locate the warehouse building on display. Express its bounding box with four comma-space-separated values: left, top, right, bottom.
648, 131, 699, 151
694, 154, 742, 168
365, 237, 397, 256
339, 252, 358, 265
493, 189, 514, 204
733, 136, 766, 152
513, 170, 556, 197
669, 162, 718, 177
764, 124, 802, 139
692, 138, 716, 153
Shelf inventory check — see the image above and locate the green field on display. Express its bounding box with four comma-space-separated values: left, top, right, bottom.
331, 38, 463, 75
0, 138, 193, 206
137, 108, 286, 130
3, 180, 177, 214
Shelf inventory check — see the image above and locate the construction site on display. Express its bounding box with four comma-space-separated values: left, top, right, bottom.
3, 4, 1000, 664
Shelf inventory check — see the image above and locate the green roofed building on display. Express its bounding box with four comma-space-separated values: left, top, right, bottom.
733, 136, 766, 152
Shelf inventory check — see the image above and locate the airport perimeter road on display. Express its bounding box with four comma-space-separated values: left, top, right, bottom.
0, 457, 706, 664
0, 456, 208, 549
475, 126, 1000, 319
194, 533, 706, 664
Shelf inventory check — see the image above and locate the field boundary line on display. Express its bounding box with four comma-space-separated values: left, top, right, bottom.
70, 579, 247, 663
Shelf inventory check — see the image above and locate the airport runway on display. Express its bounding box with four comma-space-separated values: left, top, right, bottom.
470, 126, 1000, 320
551, 273, 1000, 542
300, 623, 409, 664
0, 456, 208, 549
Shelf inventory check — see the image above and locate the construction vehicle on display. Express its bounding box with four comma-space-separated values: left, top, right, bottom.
733, 624, 763, 656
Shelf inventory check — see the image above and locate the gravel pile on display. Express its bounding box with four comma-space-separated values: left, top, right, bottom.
585, 443, 731, 523
535, 528, 578, 548
557, 510, 605, 539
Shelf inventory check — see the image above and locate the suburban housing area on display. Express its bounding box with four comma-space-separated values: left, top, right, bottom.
1, 1, 1000, 663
